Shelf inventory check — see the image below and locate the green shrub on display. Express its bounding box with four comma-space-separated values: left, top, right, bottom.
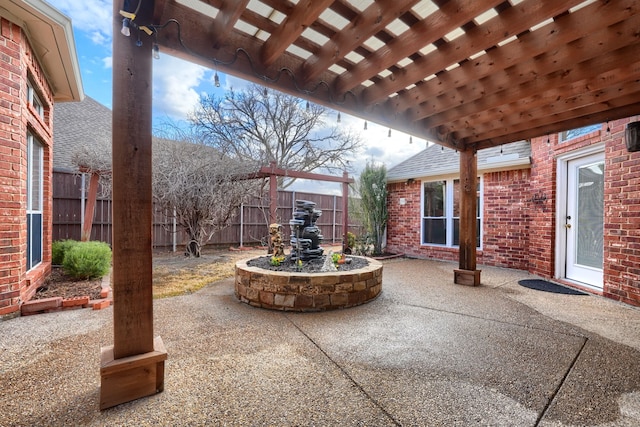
62, 241, 112, 279
52, 239, 78, 265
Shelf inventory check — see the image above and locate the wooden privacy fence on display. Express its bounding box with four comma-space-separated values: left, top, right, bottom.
53, 171, 364, 250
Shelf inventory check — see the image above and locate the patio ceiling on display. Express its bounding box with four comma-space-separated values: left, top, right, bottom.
151, 0, 640, 150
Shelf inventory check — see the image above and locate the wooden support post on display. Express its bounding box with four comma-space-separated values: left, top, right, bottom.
81, 172, 100, 241
455, 149, 481, 286
269, 170, 277, 225
342, 171, 349, 253
101, 0, 166, 410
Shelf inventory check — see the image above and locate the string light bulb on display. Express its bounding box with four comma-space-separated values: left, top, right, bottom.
337, 112, 341, 123
121, 18, 131, 37
152, 43, 160, 59
363, 120, 367, 130
214, 70, 220, 87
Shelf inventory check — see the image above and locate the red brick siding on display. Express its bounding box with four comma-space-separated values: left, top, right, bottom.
527, 135, 558, 278
387, 118, 640, 307
482, 169, 530, 269
386, 181, 422, 256
602, 117, 640, 307
0, 18, 54, 318
386, 180, 463, 262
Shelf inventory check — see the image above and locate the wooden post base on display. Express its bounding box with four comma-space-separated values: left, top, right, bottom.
100, 336, 167, 410
454, 269, 482, 286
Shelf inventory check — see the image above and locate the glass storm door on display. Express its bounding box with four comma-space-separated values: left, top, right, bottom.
565, 154, 604, 288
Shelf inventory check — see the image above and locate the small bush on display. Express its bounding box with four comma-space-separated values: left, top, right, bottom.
62, 241, 112, 279
52, 240, 78, 265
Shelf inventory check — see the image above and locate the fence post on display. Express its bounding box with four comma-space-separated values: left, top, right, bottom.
333, 195, 337, 244
239, 203, 244, 247
172, 208, 177, 253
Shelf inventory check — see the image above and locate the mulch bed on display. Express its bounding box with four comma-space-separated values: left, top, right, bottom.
33, 267, 103, 301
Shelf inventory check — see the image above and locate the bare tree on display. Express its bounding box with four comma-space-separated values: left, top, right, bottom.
189, 84, 361, 187
153, 139, 257, 257
72, 134, 257, 257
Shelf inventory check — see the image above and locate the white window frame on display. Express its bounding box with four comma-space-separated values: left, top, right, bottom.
27, 80, 44, 118
421, 176, 483, 248
27, 132, 43, 270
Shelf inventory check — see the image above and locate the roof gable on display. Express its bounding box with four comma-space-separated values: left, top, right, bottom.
387, 140, 531, 182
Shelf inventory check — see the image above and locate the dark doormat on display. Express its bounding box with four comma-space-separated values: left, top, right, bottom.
518, 279, 588, 295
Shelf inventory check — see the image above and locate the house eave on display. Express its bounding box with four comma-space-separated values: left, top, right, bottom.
387, 155, 531, 184
1, 0, 83, 102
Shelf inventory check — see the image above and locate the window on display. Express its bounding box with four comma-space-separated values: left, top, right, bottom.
27, 80, 44, 118
559, 124, 600, 142
27, 133, 43, 270
422, 178, 482, 248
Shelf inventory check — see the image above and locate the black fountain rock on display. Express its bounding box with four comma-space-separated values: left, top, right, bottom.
289, 200, 324, 261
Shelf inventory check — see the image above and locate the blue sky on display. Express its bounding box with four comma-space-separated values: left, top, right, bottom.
47, 0, 426, 192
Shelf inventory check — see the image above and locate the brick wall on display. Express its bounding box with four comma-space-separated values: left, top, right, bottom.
602, 117, 640, 306
386, 118, 640, 307
0, 17, 54, 318
482, 169, 530, 270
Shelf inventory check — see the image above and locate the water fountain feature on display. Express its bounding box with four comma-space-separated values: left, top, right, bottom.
234, 200, 383, 311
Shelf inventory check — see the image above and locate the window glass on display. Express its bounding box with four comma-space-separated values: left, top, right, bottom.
423, 181, 445, 217
422, 181, 446, 245
422, 178, 482, 248
27, 133, 43, 270
559, 124, 600, 142
27, 80, 44, 118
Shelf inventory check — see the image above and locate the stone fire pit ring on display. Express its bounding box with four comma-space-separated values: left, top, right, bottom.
234, 257, 383, 312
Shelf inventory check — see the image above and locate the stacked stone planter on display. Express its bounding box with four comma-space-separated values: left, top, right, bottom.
235, 257, 383, 312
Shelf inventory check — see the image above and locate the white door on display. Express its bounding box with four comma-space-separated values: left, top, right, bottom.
565, 153, 604, 288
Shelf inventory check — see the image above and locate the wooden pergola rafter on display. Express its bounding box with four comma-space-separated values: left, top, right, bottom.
103, 0, 640, 408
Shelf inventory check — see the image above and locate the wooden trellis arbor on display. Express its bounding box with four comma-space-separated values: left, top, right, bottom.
104, 0, 640, 408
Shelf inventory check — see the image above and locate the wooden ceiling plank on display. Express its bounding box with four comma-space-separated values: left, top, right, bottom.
332, 0, 504, 94
470, 99, 640, 149
446, 58, 640, 138
421, 20, 640, 130
362, 0, 585, 106
300, 0, 420, 85
260, 0, 335, 67
457, 79, 640, 142
391, 0, 639, 117
212, 0, 251, 48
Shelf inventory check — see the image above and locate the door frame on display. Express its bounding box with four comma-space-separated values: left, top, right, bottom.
555, 142, 605, 290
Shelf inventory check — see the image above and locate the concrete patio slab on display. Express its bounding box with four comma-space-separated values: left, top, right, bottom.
1, 257, 639, 426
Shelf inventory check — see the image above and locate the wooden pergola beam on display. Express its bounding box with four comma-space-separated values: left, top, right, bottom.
260, 0, 334, 67
333, 0, 503, 94
211, 0, 251, 49
299, 0, 420, 85
389, 0, 635, 120
361, 0, 582, 106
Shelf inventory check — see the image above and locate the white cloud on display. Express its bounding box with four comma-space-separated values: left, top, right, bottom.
152, 55, 210, 119
340, 113, 426, 175
102, 56, 112, 68
48, 0, 113, 44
